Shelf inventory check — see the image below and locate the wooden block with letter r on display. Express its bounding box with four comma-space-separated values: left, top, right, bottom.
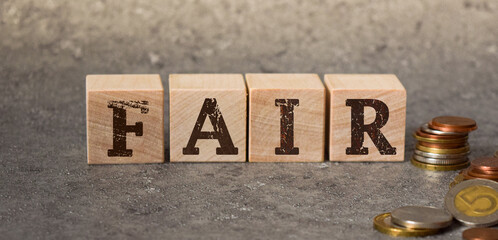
169, 74, 247, 162
86, 74, 164, 164
324, 74, 406, 162
246, 74, 326, 162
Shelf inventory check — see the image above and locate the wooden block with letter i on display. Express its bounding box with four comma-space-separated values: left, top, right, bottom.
86, 75, 164, 164
324, 74, 406, 162
169, 74, 246, 162
246, 74, 326, 162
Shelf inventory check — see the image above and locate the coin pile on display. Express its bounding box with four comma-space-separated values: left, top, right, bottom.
373, 206, 452, 237
374, 179, 498, 237
451, 157, 498, 187
411, 116, 477, 171
462, 157, 498, 182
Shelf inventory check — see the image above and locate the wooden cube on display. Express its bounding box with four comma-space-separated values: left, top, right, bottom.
86, 75, 164, 164
169, 74, 247, 162
246, 74, 326, 162
324, 74, 406, 162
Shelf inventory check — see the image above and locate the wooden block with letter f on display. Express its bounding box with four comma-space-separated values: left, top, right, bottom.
246, 74, 326, 162
169, 74, 247, 162
324, 74, 406, 162
86, 75, 164, 164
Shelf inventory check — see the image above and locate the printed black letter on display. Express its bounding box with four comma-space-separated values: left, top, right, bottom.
345, 99, 396, 155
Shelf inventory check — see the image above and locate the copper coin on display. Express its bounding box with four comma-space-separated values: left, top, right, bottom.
462, 227, 498, 240
429, 116, 477, 133
418, 141, 468, 149
467, 169, 498, 180
471, 167, 498, 176
471, 157, 498, 171
416, 129, 468, 140
462, 169, 478, 180
421, 123, 468, 136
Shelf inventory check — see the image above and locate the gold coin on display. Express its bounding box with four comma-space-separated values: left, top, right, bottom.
445, 179, 498, 227
413, 133, 468, 144
411, 158, 469, 171
416, 143, 470, 154
373, 212, 439, 237
450, 173, 465, 188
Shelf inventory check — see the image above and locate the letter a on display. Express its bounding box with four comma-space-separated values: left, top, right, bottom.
183, 98, 238, 155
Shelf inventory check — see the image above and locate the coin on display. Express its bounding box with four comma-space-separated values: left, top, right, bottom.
416, 129, 468, 140
471, 167, 498, 176
391, 206, 453, 229
430, 116, 477, 133
416, 144, 470, 154
461, 169, 495, 181
413, 154, 468, 165
450, 173, 465, 188
466, 169, 498, 181
414, 132, 468, 143
462, 227, 498, 240
373, 213, 439, 237
421, 123, 468, 136
444, 179, 498, 227
414, 149, 470, 159
411, 158, 469, 171
415, 149, 470, 159
418, 141, 468, 149
462, 169, 479, 180
471, 157, 498, 171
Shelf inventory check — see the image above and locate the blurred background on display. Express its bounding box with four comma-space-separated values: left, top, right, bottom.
1, 0, 497, 239
2, 0, 497, 149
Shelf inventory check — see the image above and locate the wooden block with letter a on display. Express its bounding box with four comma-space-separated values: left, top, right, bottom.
86, 75, 164, 164
324, 74, 406, 162
169, 74, 246, 162
246, 74, 326, 162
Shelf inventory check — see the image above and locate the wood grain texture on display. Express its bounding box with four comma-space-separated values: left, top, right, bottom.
86, 75, 164, 164
246, 74, 325, 162
324, 74, 406, 162
169, 74, 247, 162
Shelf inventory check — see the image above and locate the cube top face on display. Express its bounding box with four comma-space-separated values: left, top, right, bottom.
246, 74, 324, 89
325, 74, 405, 90
247, 74, 325, 162
169, 74, 247, 162
325, 74, 406, 162
86, 74, 163, 91
86, 75, 164, 164
169, 74, 245, 90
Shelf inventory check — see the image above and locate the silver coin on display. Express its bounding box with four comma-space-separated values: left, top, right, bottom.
421, 123, 468, 136
445, 179, 498, 227
391, 206, 453, 229
414, 149, 470, 159
413, 154, 469, 165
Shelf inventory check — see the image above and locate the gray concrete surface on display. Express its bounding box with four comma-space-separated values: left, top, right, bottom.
1, 0, 497, 239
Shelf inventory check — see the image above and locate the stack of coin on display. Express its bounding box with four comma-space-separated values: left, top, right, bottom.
411, 116, 477, 171
373, 206, 452, 237
445, 179, 498, 227
461, 157, 498, 182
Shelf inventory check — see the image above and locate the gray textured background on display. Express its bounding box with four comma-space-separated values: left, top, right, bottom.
1, 0, 497, 239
